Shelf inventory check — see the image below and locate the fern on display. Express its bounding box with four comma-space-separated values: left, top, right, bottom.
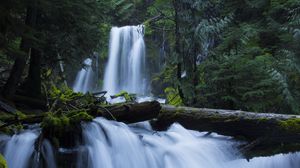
268, 68, 299, 113
195, 15, 233, 42
165, 87, 183, 106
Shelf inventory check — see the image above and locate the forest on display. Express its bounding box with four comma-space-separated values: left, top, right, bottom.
0, 0, 300, 168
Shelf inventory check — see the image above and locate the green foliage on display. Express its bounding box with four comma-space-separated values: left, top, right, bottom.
66, 111, 93, 123
147, 0, 300, 114
0, 154, 7, 168
151, 66, 177, 96
165, 87, 183, 106
196, 52, 287, 112
41, 113, 71, 130
49, 85, 83, 103
112, 91, 136, 102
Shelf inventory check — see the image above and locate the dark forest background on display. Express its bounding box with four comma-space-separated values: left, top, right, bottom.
0, 0, 299, 114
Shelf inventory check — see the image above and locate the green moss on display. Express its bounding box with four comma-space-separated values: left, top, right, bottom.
68, 111, 93, 123
174, 109, 184, 115
0, 154, 7, 168
41, 111, 93, 148
257, 118, 269, 122
0, 113, 13, 121
16, 111, 26, 119
113, 91, 136, 102
279, 118, 300, 133
41, 113, 70, 129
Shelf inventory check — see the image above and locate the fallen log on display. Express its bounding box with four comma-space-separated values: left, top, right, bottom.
0, 101, 161, 129
153, 105, 300, 157
152, 105, 300, 158
96, 101, 161, 123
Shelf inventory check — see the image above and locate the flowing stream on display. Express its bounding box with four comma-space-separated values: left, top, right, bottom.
0, 118, 299, 168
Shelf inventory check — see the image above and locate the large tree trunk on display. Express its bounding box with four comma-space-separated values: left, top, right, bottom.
2, 4, 38, 100
173, 0, 184, 100
154, 105, 300, 144
25, 48, 42, 98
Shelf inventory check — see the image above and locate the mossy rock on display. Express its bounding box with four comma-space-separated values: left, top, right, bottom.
0, 154, 7, 168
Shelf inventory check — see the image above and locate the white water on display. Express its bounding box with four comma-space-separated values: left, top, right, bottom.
79, 117, 300, 168
103, 25, 148, 96
0, 129, 57, 168
1, 130, 39, 168
73, 58, 94, 93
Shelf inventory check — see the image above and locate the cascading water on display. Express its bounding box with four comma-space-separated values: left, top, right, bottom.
0, 118, 299, 168
0, 128, 56, 168
103, 25, 148, 96
78, 117, 300, 168
73, 58, 94, 93
2, 130, 39, 168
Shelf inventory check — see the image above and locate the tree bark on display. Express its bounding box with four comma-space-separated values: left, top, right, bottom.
97, 101, 161, 123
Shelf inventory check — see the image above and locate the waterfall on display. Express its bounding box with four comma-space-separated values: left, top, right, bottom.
103, 25, 148, 96
0, 118, 299, 168
73, 58, 94, 93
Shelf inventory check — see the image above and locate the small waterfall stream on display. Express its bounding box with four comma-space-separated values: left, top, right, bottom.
73, 58, 94, 93
0, 118, 299, 168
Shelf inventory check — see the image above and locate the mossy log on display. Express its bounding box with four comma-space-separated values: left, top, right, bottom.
0, 101, 161, 128
155, 105, 300, 142
153, 105, 300, 157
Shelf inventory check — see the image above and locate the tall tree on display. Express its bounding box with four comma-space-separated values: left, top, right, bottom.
2, 0, 38, 100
